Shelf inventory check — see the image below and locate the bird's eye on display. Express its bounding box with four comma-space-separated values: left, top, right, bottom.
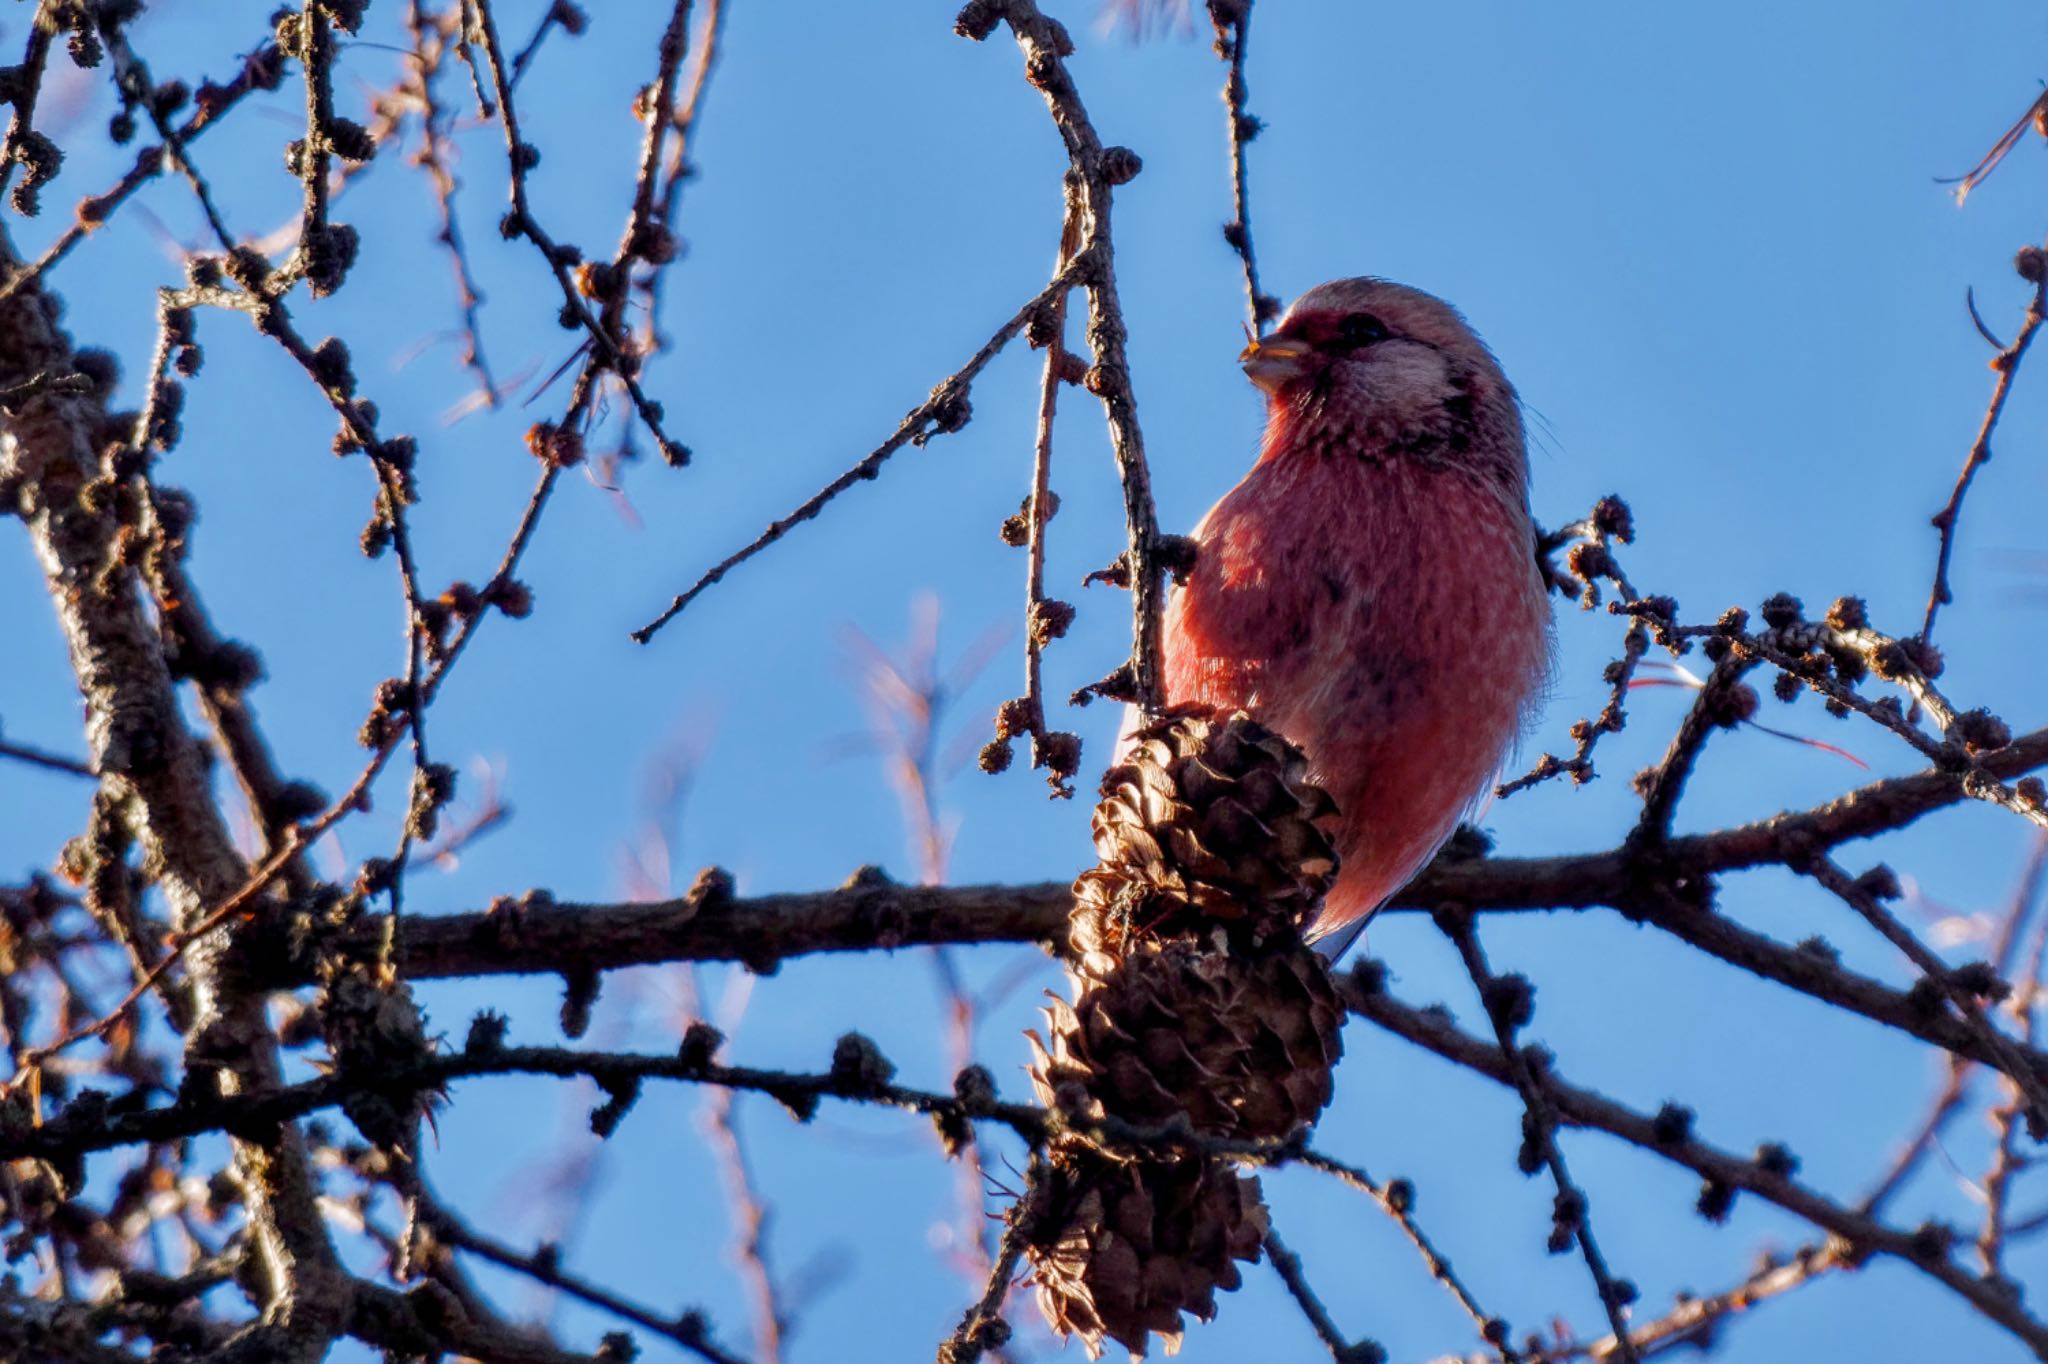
1332, 313, 1390, 350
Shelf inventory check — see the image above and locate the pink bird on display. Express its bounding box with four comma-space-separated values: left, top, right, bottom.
1161, 278, 1552, 951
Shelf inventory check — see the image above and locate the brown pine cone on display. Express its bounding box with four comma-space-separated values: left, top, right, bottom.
1028, 936, 1343, 1143
1071, 707, 1337, 956
1025, 1155, 1267, 1359
1018, 705, 1347, 1357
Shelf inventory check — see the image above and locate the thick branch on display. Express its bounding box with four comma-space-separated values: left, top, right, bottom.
0, 242, 349, 1353
275, 727, 2048, 989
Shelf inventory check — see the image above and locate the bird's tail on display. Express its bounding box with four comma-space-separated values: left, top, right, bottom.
1308, 913, 1371, 963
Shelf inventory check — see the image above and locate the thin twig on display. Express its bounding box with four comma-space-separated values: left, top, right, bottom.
405, 0, 499, 406
1437, 911, 1640, 1362
1296, 1151, 1517, 1362
1015, 207, 1081, 796
632, 256, 1095, 643
1922, 258, 2048, 642
466, 0, 691, 464
0, 40, 282, 305
1263, 1225, 1377, 1362
634, 0, 728, 367
0, 1, 57, 208
1944, 90, 2048, 206
1807, 854, 2048, 1137
1346, 974, 2048, 1357
1863, 832, 2048, 1215
508, 0, 583, 88
1450, 1241, 1849, 1364
1208, 0, 1274, 333
423, 1199, 751, 1364
1980, 841, 2048, 1274
0, 735, 95, 779
938, 1150, 1038, 1362
967, 0, 1168, 710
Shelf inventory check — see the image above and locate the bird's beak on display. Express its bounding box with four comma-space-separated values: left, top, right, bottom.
1239, 335, 1312, 394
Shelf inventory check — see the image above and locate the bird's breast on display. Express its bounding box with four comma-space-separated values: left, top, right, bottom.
1167, 455, 1543, 707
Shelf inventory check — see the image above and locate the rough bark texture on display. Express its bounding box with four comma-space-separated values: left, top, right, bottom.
0, 238, 351, 1354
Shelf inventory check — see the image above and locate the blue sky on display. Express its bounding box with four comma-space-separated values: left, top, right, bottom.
6, 2, 2048, 1360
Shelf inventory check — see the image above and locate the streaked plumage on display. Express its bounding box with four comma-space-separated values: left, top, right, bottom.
1162, 278, 1550, 943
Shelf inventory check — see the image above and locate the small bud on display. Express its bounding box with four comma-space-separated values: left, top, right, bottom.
1098, 145, 1142, 185
309, 337, 353, 393
1825, 595, 1868, 630
525, 421, 584, 468
326, 117, 374, 163
1033, 730, 1081, 779
953, 1065, 997, 1111
1565, 541, 1613, 584
1852, 864, 1901, 901
1952, 707, 2012, 754
1650, 1103, 1693, 1145
1950, 960, 2010, 1003
1709, 681, 1759, 728
588, 1074, 640, 1138
463, 1011, 509, 1056
575, 260, 621, 300
1755, 1142, 1799, 1178
927, 387, 972, 435
1028, 598, 1075, 647
1759, 592, 1803, 629
485, 577, 534, 618
1481, 973, 1535, 1032
677, 1020, 724, 1068
829, 1031, 895, 1094
630, 222, 678, 264
560, 964, 600, 1039
1153, 533, 1200, 582
954, 0, 1001, 40
1909, 1222, 1955, 1263
274, 781, 327, 823
994, 697, 1037, 740
1349, 957, 1388, 996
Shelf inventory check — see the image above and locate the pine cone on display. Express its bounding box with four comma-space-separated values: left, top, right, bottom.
1071, 707, 1337, 955
1019, 705, 1346, 1357
1028, 937, 1343, 1142
1026, 1156, 1267, 1360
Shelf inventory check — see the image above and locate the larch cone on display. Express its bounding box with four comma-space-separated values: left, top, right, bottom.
1022, 707, 1345, 1358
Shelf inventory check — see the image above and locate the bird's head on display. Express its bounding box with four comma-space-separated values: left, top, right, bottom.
1240, 278, 1525, 490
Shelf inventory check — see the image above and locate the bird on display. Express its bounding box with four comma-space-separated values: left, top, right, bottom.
1159, 277, 1552, 953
